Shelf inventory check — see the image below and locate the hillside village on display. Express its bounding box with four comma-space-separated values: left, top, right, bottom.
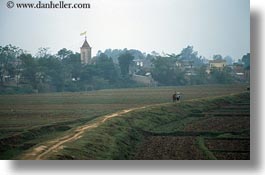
0, 39, 250, 94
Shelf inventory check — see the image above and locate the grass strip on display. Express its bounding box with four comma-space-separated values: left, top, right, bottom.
196, 137, 217, 160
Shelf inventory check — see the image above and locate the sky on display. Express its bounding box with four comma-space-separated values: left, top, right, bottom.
0, 0, 249, 60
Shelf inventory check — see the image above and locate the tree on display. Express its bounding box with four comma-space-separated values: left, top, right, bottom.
209, 66, 234, 84
38, 55, 64, 92
79, 64, 99, 90
224, 55, 233, 65
213, 54, 223, 60
242, 53, 250, 70
180, 46, 196, 60
36, 47, 51, 58
179, 46, 203, 66
19, 54, 38, 89
61, 52, 81, 80
95, 53, 118, 83
57, 48, 73, 60
151, 56, 186, 86
0, 45, 22, 85
193, 65, 208, 84
118, 51, 134, 77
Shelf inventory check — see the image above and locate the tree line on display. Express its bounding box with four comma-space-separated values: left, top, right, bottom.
0, 44, 250, 94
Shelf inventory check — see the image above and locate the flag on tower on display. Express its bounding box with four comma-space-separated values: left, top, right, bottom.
80, 31, 87, 36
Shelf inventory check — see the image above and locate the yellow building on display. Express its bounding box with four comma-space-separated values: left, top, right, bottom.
209, 59, 227, 70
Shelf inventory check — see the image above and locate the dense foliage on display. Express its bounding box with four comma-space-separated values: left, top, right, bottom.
0, 45, 250, 94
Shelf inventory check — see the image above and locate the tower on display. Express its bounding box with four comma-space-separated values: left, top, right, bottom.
80, 37, 92, 64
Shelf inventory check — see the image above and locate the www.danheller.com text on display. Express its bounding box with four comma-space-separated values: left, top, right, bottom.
6, 0, 91, 9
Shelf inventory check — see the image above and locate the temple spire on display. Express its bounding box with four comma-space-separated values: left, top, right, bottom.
80, 36, 92, 64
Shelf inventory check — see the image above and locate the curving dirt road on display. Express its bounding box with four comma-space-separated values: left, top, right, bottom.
20, 104, 158, 160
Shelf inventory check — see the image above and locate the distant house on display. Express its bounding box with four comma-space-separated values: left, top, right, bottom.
1, 59, 22, 84
130, 57, 153, 76
175, 61, 182, 68
130, 57, 157, 86
133, 59, 144, 67
175, 60, 196, 76
132, 74, 157, 87
233, 63, 244, 74
232, 63, 247, 81
209, 59, 227, 70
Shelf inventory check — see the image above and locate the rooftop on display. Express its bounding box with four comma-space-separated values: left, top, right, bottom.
209, 59, 226, 63
81, 39, 91, 48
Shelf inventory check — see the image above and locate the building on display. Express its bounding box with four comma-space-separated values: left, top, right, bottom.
80, 38, 92, 64
209, 59, 227, 70
131, 74, 157, 87
175, 60, 196, 76
232, 62, 249, 82
133, 59, 144, 67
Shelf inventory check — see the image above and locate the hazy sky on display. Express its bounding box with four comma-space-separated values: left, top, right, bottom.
0, 0, 249, 59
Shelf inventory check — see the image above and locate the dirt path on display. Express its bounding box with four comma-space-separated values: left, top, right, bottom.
20, 104, 158, 160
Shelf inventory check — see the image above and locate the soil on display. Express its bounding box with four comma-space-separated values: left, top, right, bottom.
205, 139, 250, 151
184, 117, 249, 132
134, 136, 206, 160
213, 152, 250, 160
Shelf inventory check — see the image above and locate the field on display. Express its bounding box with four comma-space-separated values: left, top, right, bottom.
134, 94, 250, 160
50, 89, 250, 160
0, 84, 248, 159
